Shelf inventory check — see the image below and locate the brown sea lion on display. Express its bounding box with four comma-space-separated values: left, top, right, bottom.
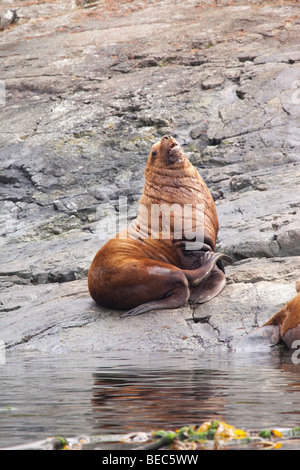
235, 281, 300, 350
88, 135, 231, 317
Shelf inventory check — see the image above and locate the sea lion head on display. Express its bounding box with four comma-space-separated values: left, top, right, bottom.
147, 135, 186, 170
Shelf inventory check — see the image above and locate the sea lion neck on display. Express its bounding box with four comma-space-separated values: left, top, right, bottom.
145, 157, 194, 182
144, 154, 202, 199
141, 157, 209, 211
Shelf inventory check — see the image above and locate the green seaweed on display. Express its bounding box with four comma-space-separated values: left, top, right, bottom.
291, 427, 300, 437
258, 430, 272, 439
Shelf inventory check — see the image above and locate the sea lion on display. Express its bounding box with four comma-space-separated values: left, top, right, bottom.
88, 135, 231, 317
235, 281, 300, 350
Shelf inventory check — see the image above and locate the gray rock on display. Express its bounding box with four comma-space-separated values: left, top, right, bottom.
0, 9, 16, 29
1, 0, 300, 353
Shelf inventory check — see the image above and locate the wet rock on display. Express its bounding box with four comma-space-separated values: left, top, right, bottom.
0, 0, 300, 352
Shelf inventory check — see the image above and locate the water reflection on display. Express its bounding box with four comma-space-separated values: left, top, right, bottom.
91, 350, 300, 434
92, 368, 226, 432
0, 349, 300, 448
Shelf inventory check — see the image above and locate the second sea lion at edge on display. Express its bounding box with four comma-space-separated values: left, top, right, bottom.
88, 135, 232, 317
235, 281, 300, 350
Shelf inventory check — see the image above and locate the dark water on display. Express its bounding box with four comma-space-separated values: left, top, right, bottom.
1, 349, 300, 448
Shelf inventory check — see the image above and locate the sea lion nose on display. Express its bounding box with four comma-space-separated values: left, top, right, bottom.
163, 135, 171, 140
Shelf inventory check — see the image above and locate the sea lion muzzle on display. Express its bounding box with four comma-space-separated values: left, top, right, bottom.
162, 136, 184, 164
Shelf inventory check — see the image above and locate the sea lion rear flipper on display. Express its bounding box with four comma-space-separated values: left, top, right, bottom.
121, 303, 157, 318
120, 282, 190, 318
233, 325, 281, 351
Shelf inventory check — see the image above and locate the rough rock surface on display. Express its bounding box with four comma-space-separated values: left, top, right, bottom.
1, 0, 299, 353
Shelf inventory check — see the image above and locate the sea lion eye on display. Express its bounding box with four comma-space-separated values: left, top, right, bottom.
152, 150, 157, 157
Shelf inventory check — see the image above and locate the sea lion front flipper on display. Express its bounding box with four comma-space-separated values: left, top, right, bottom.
233, 325, 281, 351
183, 252, 232, 287
189, 268, 226, 304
